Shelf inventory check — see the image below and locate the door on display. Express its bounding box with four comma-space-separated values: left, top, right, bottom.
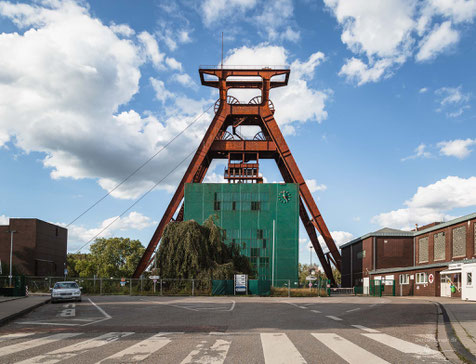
440, 275, 451, 297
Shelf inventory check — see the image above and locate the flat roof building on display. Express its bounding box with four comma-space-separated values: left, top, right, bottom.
0, 218, 67, 276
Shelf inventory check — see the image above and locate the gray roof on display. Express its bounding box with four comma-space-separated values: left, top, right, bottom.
369, 257, 476, 275
340, 211, 476, 249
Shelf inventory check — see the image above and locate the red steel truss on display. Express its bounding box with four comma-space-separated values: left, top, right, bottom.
133, 66, 341, 283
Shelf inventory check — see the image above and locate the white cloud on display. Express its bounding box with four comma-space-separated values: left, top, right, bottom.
324, 0, 476, 85
438, 138, 476, 159
306, 179, 327, 193
171, 73, 198, 89
416, 21, 459, 61
318, 231, 354, 251
0, 0, 215, 200
165, 57, 183, 71
66, 211, 156, 252
401, 143, 432, 161
137, 31, 165, 70
435, 86, 471, 118
419, 87, 428, 93
0, 214, 9, 225
372, 176, 476, 229
223, 45, 330, 134
109, 23, 135, 37
254, 0, 300, 42
201, 0, 257, 26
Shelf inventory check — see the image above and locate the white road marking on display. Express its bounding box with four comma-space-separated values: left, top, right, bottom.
298, 306, 307, 309
87, 298, 111, 318
312, 333, 389, 364
0, 332, 35, 342
311, 310, 321, 313
362, 333, 444, 358
260, 333, 307, 364
351, 325, 380, 333
17, 332, 134, 364
63, 303, 76, 308
97, 333, 170, 363
59, 308, 75, 317
346, 308, 360, 312
326, 315, 342, 321
180, 339, 231, 364
17, 321, 80, 326
0, 333, 80, 357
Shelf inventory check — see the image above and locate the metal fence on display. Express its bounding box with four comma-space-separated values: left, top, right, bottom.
1, 276, 332, 297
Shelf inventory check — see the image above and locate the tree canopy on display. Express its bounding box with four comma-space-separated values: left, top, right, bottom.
67, 237, 144, 278
155, 217, 253, 280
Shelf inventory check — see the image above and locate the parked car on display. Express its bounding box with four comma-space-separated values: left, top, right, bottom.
50, 281, 82, 303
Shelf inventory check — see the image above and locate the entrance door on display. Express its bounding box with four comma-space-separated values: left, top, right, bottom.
440, 275, 451, 297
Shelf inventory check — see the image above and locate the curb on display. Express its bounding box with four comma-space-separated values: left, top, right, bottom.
437, 302, 476, 363
0, 298, 50, 327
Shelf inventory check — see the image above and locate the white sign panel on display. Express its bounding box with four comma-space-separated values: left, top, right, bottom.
234, 274, 247, 294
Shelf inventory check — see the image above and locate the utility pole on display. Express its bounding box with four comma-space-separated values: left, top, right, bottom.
310, 246, 313, 266
7, 230, 16, 287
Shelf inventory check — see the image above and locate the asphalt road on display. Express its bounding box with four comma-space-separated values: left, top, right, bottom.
0, 295, 447, 363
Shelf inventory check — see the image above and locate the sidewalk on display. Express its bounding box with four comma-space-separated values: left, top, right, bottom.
397, 296, 476, 361
0, 295, 50, 326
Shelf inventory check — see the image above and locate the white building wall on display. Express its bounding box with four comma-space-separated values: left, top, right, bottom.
462, 263, 476, 301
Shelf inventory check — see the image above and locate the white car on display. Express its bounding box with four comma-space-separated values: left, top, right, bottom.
50, 281, 82, 303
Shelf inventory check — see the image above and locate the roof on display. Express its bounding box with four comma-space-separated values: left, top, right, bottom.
370, 258, 476, 275
340, 211, 476, 249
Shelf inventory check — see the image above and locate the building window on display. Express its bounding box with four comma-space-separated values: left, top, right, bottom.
452, 226, 466, 258
467, 272, 473, 286
214, 201, 221, 211
416, 272, 428, 284
251, 248, 260, 257
257, 229, 263, 239
232, 201, 236, 210
433, 232, 446, 261
418, 237, 429, 263
251, 201, 260, 211
399, 274, 409, 285
262, 239, 267, 249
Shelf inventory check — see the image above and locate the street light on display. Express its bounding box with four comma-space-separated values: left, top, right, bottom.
6, 230, 16, 287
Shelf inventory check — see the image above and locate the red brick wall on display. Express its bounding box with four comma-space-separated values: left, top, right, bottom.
362, 237, 373, 278
375, 237, 413, 269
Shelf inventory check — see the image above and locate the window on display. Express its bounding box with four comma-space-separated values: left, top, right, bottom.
433, 232, 446, 261
399, 274, 409, 285
251, 248, 260, 257
222, 229, 227, 239
452, 226, 466, 258
262, 239, 267, 249
251, 201, 260, 211
214, 201, 221, 211
259, 257, 269, 265
467, 272, 473, 286
356, 250, 366, 259
418, 237, 429, 263
257, 229, 263, 239
232, 201, 236, 210
416, 272, 428, 284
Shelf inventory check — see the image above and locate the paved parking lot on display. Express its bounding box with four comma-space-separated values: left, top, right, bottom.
0, 295, 448, 363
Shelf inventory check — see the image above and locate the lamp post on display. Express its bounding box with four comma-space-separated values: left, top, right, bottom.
6, 230, 16, 287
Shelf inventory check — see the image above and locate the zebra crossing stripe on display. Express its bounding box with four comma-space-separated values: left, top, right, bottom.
16, 332, 134, 364
180, 339, 231, 364
260, 333, 307, 364
351, 325, 379, 333
362, 333, 444, 358
97, 333, 171, 363
0, 332, 36, 342
312, 333, 389, 364
0, 333, 80, 357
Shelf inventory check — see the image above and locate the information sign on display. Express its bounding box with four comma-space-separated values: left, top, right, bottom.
234, 274, 248, 294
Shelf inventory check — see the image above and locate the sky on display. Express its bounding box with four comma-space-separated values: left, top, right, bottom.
0, 0, 475, 267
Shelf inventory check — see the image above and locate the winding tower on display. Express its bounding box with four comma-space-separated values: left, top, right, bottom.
133, 66, 341, 284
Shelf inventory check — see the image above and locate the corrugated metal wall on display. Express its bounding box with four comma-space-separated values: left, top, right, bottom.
184, 183, 299, 286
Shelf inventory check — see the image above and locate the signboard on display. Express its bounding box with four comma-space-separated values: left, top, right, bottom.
308, 282, 312, 288
120, 278, 126, 287
234, 274, 248, 294
306, 276, 317, 281
428, 274, 434, 284
149, 275, 160, 280
385, 275, 394, 286
64, 268, 68, 276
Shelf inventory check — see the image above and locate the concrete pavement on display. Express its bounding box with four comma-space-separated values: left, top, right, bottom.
0, 295, 50, 326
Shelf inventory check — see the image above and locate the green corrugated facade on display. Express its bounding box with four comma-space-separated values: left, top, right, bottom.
184, 183, 299, 286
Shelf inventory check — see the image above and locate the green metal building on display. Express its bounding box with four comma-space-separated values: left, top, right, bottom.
184, 183, 299, 286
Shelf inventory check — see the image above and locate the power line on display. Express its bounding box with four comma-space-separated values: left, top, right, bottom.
74, 147, 197, 253
66, 103, 213, 227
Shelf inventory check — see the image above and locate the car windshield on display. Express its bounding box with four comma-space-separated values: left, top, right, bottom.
53, 282, 79, 289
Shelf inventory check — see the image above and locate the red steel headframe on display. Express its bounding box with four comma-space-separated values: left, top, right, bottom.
133, 66, 341, 282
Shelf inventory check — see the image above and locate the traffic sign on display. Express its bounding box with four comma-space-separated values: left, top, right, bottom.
308, 282, 312, 288
428, 274, 434, 284
149, 275, 160, 280
306, 276, 317, 281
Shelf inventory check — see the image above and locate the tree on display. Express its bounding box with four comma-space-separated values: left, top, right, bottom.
156, 217, 253, 280
67, 237, 145, 278
298, 263, 326, 286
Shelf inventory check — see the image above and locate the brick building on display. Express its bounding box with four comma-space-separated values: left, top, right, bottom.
341, 212, 476, 297
0, 218, 67, 276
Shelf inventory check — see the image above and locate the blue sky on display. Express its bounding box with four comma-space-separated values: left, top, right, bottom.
0, 0, 475, 266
